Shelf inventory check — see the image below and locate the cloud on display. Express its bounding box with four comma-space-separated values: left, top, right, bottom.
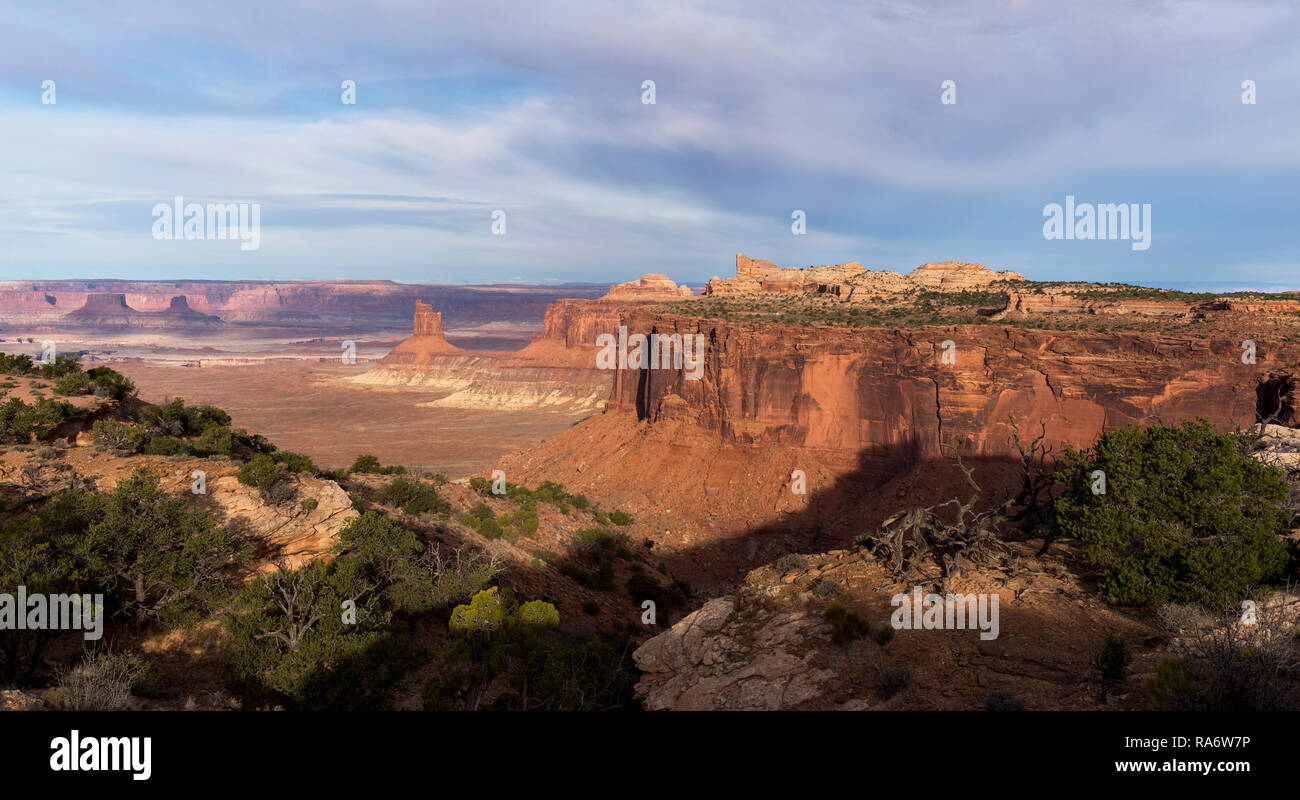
1, 0, 1299, 285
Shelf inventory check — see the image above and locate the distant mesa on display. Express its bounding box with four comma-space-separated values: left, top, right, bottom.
907, 261, 1026, 287
63, 293, 224, 329
602, 273, 694, 301
705, 254, 1024, 297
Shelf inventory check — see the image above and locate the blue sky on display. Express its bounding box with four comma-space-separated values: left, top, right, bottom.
2, 0, 1299, 289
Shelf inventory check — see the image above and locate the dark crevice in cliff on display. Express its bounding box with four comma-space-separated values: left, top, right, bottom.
1257, 373, 1295, 425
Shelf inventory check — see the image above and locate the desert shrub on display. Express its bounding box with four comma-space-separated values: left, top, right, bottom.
775, 553, 807, 573
625, 570, 689, 613
264, 480, 298, 505
876, 667, 913, 700
74, 467, 249, 626
90, 419, 146, 452
35, 446, 58, 460
300, 498, 318, 513
39, 353, 83, 380
53, 371, 89, 396
1055, 420, 1293, 606
373, 477, 449, 516
472, 516, 505, 540
498, 504, 539, 538
1155, 603, 1212, 635
0, 396, 75, 442
824, 602, 870, 644
143, 435, 188, 456
55, 650, 156, 711
1153, 604, 1300, 710
812, 578, 840, 598
873, 625, 896, 646
274, 450, 319, 476
984, 689, 1024, 711
238, 454, 280, 489
426, 589, 638, 711
0, 353, 36, 375
424, 548, 500, 611
86, 366, 136, 401
1146, 657, 1204, 710
224, 558, 420, 710
139, 398, 228, 438
193, 424, 233, 456
349, 454, 404, 475
607, 510, 634, 526
1095, 633, 1133, 699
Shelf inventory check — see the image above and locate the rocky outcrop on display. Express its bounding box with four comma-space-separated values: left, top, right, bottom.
634, 596, 836, 710
604, 274, 694, 301
907, 261, 1025, 287
632, 546, 1165, 710
706, 254, 1023, 297
992, 292, 1190, 318
133, 462, 356, 570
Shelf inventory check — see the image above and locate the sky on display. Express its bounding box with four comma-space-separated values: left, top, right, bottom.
1, 0, 1299, 289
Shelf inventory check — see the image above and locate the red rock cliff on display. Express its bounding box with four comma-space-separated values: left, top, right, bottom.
501, 310, 1300, 533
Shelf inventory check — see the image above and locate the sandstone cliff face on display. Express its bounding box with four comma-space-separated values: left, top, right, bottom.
502, 308, 1300, 534
992, 292, 1189, 318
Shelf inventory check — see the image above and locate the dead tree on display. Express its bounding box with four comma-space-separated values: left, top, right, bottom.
861, 419, 1059, 586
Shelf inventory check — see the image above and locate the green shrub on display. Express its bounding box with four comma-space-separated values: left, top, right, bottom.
0, 396, 75, 442
275, 451, 319, 475
1095, 633, 1132, 699
373, 477, 449, 516
1055, 420, 1293, 606
53, 371, 90, 396
300, 498, 319, 513
39, 353, 83, 380
86, 367, 136, 401
349, 454, 404, 475
1146, 657, 1203, 710
143, 435, 189, 456
0, 353, 36, 375
824, 602, 869, 644
607, 510, 634, 526
873, 625, 896, 646
193, 424, 233, 456
90, 419, 146, 452
237, 454, 281, 489
876, 667, 912, 700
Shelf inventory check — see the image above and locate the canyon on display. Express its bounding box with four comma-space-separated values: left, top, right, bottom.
501, 255, 1300, 576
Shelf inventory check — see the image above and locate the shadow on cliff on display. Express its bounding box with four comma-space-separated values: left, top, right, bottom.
640, 442, 1039, 593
